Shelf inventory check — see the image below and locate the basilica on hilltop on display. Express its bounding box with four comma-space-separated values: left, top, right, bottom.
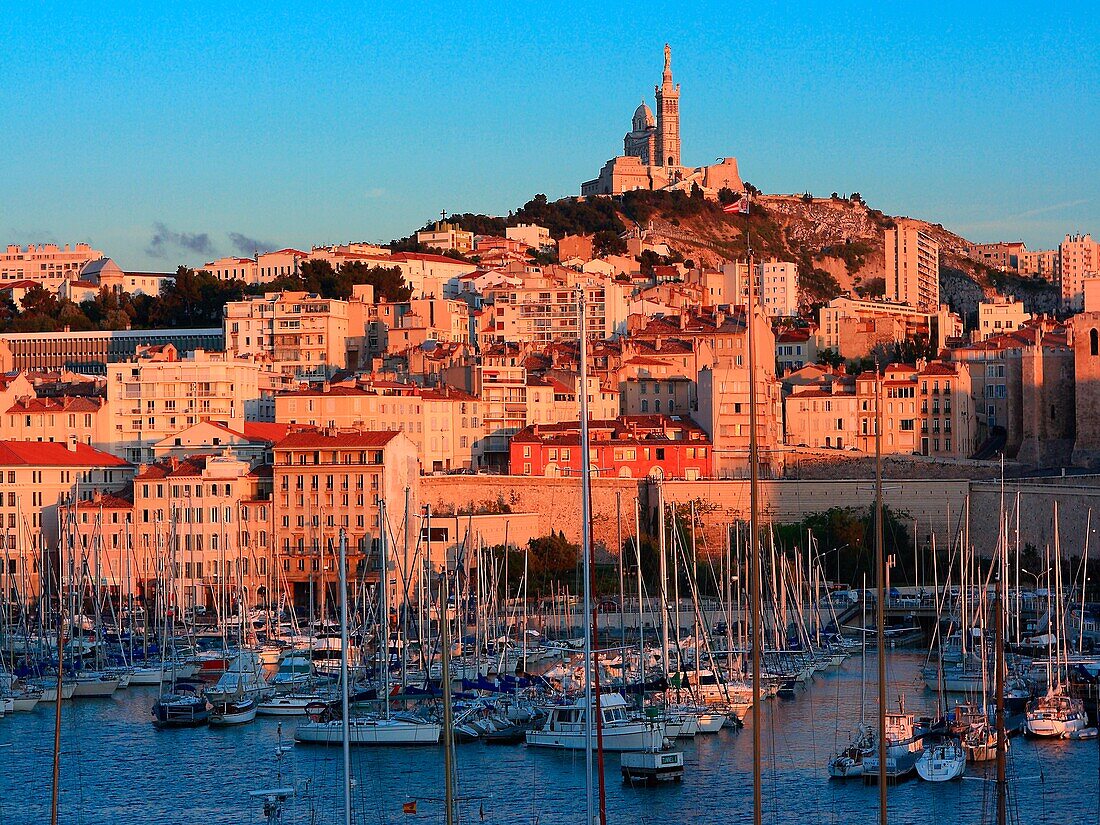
581, 45, 744, 197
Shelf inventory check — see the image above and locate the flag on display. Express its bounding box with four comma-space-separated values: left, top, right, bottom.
403, 801, 417, 814
723, 193, 750, 214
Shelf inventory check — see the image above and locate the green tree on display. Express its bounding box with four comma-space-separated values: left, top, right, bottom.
593, 230, 627, 257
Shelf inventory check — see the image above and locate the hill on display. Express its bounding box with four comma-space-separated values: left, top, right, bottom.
396, 189, 1060, 322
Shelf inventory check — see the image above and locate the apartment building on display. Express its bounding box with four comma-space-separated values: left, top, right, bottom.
1019, 248, 1059, 280
417, 221, 474, 255
966, 241, 1026, 272
885, 220, 940, 310
1060, 233, 1100, 311
271, 429, 419, 608
480, 280, 629, 345
977, 295, 1030, 341
201, 248, 308, 284
510, 415, 712, 479
915, 362, 974, 458
0, 327, 223, 374
275, 382, 484, 472
817, 297, 960, 358
505, 223, 552, 250
106, 345, 290, 462
775, 329, 817, 374
0, 440, 131, 604
620, 375, 694, 416
372, 297, 471, 355
2, 395, 109, 450
784, 386, 859, 450
712, 260, 797, 317
127, 455, 273, 610
855, 366, 919, 454
224, 291, 361, 380
0, 243, 104, 288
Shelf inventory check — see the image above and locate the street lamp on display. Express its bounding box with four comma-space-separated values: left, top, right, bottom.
1020, 566, 1052, 591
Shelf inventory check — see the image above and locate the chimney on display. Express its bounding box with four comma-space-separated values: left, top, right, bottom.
66, 434, 78, 452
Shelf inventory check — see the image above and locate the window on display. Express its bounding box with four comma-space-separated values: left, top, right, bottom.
1092, 328, 1098, 357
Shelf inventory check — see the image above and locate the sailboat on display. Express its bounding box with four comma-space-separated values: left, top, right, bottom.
151, 518, 208, 728
295, 529, 441, 746
1026, 503, 1087, 737
829, 575, 874, 779
915, 739, 966, 781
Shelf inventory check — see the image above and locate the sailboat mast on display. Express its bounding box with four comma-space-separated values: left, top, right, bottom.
338, 530, 351, 825
577, 284, 597, 825
436, 509, 457, 825
995, 510, 1007, 825
874, 368, 887, 820
50, 527, 64, 825
745, 209, 763, 825
380, 498, 391, 719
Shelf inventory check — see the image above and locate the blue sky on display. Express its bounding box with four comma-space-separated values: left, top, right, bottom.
1, 2, 1096, 270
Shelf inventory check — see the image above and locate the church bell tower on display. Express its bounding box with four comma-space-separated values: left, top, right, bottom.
654, 43, 681, 167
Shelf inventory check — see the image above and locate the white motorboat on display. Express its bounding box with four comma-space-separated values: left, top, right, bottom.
526, 693, 665, 752
915, 740, 967, 782
269, 653, 316, 693
7, 691, 41, 712
1026, 691, 1088, 737
31, 679, 77, 702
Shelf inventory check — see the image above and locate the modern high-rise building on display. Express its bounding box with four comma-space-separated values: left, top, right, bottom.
884, 220, 940, 310
1059, 233, 1100, 311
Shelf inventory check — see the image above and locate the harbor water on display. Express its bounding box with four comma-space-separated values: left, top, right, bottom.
1, 653, 1095, 824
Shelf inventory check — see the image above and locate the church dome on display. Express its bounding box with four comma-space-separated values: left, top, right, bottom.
632, 101, 655, 131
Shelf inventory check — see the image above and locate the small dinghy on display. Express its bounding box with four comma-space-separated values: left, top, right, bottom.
1064, 727, 1098, 740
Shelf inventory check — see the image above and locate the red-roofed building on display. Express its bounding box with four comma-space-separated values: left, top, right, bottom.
0, 439, 132, 604
275, 381, 484, 472
784, 383, 859, 450
510, 415, 712, 479
116, 454, 274, 610
3, 394, 109, 450
271, 428, 419, 609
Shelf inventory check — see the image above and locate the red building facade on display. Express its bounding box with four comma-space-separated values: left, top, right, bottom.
510, 415, 712, 479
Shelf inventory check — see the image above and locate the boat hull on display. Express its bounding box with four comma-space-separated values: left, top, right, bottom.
915, 745, 967, 781
526, 724, 664, 752
71, 677, 120, 698
295, 718, 442, 745
210, 699, 258, 726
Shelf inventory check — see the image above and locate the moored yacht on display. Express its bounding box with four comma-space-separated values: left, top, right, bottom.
526, 692, 665, 752
915, 740, 966, 781
1026, 690, 1087, 737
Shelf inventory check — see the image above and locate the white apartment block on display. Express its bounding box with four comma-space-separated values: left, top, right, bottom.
716, 260, 798, 317
202, 249, 308, 284
885, 220, 940, 310
505, 223, 552, 249
480, 281, 629, 345
977, 295, 1030, 341
224, 291, 356, 380
1060, 233, 1100, 311
107, 345, 290, 462
1, 243, 104, 288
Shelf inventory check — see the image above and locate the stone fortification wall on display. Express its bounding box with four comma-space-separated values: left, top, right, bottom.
422, 475, 971, 555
